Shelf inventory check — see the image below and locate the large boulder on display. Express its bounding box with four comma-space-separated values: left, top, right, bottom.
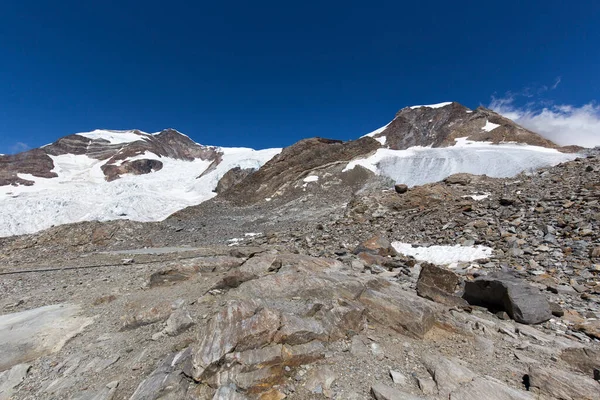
192, 301, 281, 381
191, 296, 361, 396
416, 263, 468, 307
353, 235, 398, 257
463, 275, 552, 324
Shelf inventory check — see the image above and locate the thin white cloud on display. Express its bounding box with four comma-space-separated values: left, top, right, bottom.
489, 95, 600, 148
9, 142, 30, 154
551, 77, 561, 90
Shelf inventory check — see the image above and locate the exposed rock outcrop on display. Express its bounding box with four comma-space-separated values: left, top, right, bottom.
215, 167, 255, 193
369, 102, 566, 150
220, 137, 381, 205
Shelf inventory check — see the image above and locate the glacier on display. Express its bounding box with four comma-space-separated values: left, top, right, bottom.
343, 138, 578, 187
0, 147, 281, 237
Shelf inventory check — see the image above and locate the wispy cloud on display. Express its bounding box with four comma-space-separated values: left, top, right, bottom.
551, 77, 561, 90
9, 142, 30, 154
489, 79, 600, 148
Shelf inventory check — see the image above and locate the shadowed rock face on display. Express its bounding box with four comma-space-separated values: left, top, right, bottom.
101, 159, 164, 182
0, 149, 58, 186
214, 167, 255, 193
371, 103, 565, 150
0, 129, 221, 185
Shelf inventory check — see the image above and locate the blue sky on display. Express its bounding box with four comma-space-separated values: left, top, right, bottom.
1, 0, 599, 153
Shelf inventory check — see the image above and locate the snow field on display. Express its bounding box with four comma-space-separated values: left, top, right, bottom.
391, 242, 493, 266
0, 147, 280, 237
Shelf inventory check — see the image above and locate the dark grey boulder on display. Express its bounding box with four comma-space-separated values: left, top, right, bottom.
463, 275, 552, 324
394, 183, 408, 194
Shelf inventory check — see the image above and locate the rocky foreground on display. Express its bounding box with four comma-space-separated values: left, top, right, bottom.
1, 154, 600, 399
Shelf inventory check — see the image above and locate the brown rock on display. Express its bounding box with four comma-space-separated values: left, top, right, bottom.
416, 263, 468, 307
560, 347, 600, 375
354, 235, 398, 257
101, 158, 163, 182
356, 252, 403, 269
192, 301, 281, 380
273, 314, 328, 345
220, 136, 380, 205
359, 282, 437, 339
215, 166, 255, 193
120, 303, 172, 331
574, 320, 600, 340
372, 103, 560, 150
211, 271, 258, 291
444, 173, 473, 185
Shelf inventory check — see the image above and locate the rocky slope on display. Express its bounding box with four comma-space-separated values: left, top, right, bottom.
0, 147, 599, 400
0, 104, 598, 400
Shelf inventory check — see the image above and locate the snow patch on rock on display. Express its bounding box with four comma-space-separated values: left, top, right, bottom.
409, 102, 453, 110
482, 120, 501, 132
76, 129, 147, 144
464, 193, 491, 201
374, 136, 387, 145
391, 242, 493, 266
363, 122, 392, 138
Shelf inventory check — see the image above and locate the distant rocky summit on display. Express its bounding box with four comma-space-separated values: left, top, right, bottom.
365, 102, 577, 151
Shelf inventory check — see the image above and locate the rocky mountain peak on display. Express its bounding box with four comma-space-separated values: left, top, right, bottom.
370, 101, 565, 151
0, 128, 223, 185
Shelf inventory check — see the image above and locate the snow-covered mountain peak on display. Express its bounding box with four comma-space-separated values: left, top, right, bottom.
408, 101, 454, 110
0, 128, 282, 237
76, 129, 148, 144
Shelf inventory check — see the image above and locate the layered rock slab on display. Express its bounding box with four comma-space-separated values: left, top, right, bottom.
0, 304, 93, 372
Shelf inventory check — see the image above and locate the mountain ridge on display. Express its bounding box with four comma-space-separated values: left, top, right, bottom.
0, 102, 584, 237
